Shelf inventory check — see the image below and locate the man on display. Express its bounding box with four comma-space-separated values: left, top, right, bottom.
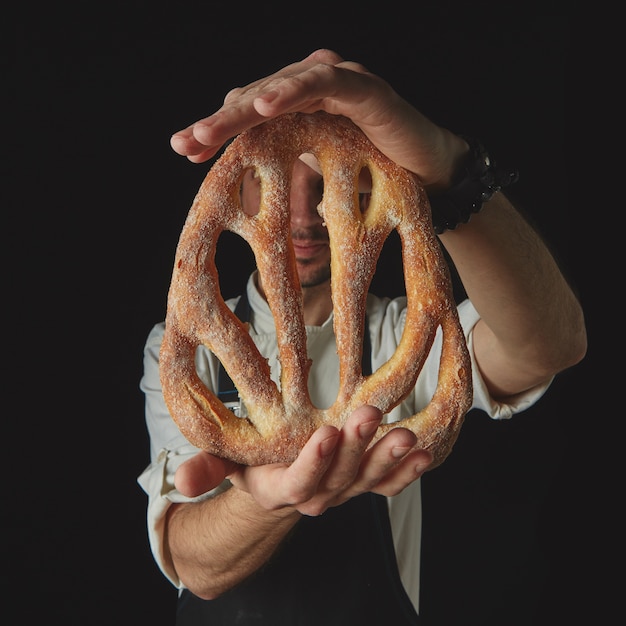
138, 49, 587, 624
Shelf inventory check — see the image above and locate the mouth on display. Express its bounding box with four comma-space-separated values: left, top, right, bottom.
292, 239, 328, 260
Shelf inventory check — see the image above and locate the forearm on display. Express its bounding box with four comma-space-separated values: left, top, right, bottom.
439, 192, 587, 397
166, 486, 301, 599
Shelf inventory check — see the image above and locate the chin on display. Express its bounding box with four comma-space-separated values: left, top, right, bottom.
298, 265, 331, 289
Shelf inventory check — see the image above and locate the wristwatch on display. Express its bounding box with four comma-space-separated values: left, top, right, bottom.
428, 137, 519, 234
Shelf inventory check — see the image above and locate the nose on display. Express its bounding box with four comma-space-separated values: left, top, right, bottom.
289, 158, 324, 228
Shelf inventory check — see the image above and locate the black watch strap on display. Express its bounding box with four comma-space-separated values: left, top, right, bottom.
428, 137, 519, 234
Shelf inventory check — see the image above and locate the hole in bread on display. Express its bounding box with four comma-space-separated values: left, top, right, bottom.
239, 166, 261, 216
358, 165, 372, 214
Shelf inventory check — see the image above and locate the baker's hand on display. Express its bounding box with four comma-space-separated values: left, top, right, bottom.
175, 404, 432, 516
170, 48, 467, 190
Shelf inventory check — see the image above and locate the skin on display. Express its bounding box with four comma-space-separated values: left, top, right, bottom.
163, 49, 588, 599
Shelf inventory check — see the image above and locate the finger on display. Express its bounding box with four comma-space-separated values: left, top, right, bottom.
189, 106, 268, 154
170, 50, 346, 158
228, 425, 340, 509
232, 49, 348, 105
251, 61, 376, 120
174, 451, 239, 497
341, 426, 419, 496
169, 125, 222, 161
280, 425, 341, 500
319, 405, 384, 491
370, 449, 433, 497
222, 49, 343, 103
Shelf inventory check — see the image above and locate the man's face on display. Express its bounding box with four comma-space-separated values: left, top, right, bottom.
241, 157, 331, 289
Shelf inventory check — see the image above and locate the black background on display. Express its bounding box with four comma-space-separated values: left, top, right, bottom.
6, 1, 615, 624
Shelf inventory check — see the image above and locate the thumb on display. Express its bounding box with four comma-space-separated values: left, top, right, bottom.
174, 451, 239, 497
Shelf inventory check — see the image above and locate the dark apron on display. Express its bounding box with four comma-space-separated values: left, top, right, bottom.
177, 292, 420, 625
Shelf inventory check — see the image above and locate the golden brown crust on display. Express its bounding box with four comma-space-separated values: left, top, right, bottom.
160, 111, 472, 467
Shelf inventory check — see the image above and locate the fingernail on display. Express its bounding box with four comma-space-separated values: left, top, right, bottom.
358, 419, 380, 438
196, 117, 216, 129
320, 433, 339, 457
391, 445, 412, 459
258, 89, 279, 104
193, 119, 215, 140
414, 452, 434, 472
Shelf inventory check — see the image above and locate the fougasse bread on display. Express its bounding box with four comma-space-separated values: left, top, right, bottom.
160, 111, 472, 467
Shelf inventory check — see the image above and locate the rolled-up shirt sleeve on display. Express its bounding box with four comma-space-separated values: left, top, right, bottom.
456, 299, 553, 418
370, 296, 553, 424
137, 323, 230, 587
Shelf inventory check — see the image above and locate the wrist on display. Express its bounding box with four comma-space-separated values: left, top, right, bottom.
427, 137, 519, 234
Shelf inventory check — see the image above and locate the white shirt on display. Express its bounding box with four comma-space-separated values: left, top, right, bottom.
137, 273, 551, 613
